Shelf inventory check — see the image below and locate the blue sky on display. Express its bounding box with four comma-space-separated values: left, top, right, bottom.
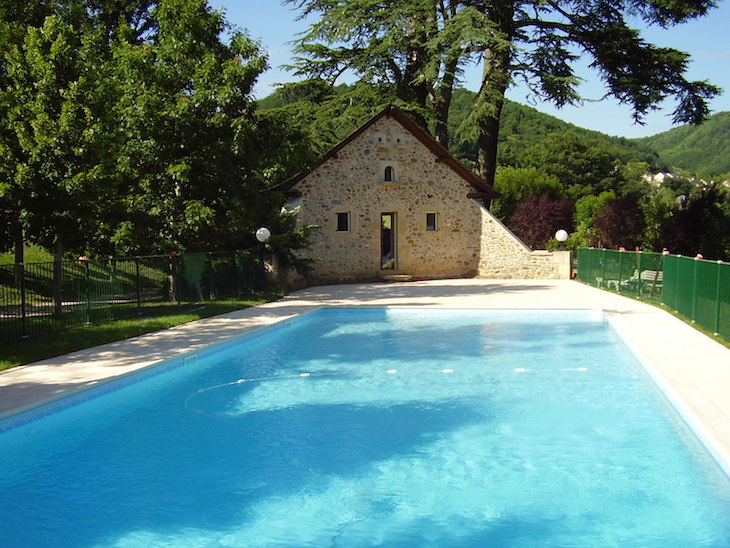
208, 0, 730, 138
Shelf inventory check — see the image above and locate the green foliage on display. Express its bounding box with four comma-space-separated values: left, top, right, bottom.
109, 0, 280, 254
265, 216, 320, 278
2, 14, 117, 254
641, 186, 677, 251
263, 83, 663, 175
661, 182, 730, 259
594, 197, 646, 250
0, 0, 309, 265
635, 111, 730, 178
0, 244, 54, 265
571, 191, 615, 248
523, 132, 616, 198
491, 167, 563, 220
284, 0, 461, 139
259, 80, 390, 159
287, 0, 720, 186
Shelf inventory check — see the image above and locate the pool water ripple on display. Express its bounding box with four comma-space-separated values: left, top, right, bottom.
0, 308, 729, 547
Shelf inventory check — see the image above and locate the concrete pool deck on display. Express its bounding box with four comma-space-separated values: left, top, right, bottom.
1, 279, 729, 471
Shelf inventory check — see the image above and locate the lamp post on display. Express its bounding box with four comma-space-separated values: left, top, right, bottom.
555, 229, 568, 251
255, 227, 271, 287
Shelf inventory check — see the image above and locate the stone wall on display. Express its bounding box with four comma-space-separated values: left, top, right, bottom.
287, 114, 567, 284
476, 206, 567, 279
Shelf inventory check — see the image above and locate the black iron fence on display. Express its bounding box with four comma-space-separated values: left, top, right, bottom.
0, 250, 266, 343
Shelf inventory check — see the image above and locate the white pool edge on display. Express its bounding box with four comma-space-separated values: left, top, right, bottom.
606, 313, 730, 479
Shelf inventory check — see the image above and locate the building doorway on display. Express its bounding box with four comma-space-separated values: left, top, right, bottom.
381, 213, 396, 269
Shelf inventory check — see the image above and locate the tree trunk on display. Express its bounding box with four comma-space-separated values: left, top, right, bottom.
475, 0, 514, 188
433, 54, 458, 147
13, 220, 24, 264
477, 108, 504, 189
400, 0, 434, 130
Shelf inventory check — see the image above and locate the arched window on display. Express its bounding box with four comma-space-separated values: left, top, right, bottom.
384, 166, 395, 182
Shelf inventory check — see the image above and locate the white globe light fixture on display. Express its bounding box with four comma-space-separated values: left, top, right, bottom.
555, 229, 568, 251
255, 227, 271, 243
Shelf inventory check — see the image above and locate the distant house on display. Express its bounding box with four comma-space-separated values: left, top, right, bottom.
269, 106, 568, 284
643, 172, 684, 186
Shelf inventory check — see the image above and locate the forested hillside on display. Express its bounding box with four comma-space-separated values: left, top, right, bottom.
446, 88, 662, 170
258, 85, 662, 172
635, 111, 730, 178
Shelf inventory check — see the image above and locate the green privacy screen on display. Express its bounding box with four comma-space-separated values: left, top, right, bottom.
576, 248, 729, 342
662, 254, 729, 341
575, 248, 664, 301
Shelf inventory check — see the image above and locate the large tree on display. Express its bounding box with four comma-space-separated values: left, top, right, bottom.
0, 0, 294, 258
2, 15, 117, 259
110, 0, 279, 253
0, 0, 156, 260
287, 0, 720, 187
285, 0, 472, 145
661, 182, 730, 259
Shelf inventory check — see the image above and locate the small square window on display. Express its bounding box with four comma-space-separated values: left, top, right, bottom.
426, 213, 437, 232
336, 212, 350, 232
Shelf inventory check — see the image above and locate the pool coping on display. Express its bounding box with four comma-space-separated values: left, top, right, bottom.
1, 279, 729, 473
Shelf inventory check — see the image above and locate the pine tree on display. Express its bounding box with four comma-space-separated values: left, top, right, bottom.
287, 0, 720, 187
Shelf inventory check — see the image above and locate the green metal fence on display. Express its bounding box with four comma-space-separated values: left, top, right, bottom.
575, 248, 665, 301
576, 247, 730, 342
662, 254, 730, 341
0, 250, 264, 343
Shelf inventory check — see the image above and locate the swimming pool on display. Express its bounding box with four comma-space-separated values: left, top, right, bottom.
1, 307, 729, 547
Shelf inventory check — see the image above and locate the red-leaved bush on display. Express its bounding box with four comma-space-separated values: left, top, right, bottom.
507, 195, 573, 249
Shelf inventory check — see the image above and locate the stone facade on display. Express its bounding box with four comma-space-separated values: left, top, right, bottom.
273, 107, 568, 284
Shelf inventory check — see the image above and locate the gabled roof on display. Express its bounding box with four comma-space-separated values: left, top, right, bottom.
266, 105, 500, 199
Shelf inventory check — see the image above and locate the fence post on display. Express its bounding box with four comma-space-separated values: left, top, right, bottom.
600, 249, 606, 289
714, 260, 723, 336
691, 256, 699, 323
617, 251, 623, 294
18, 262, 28, 338
168, 252, 180, 305
235, 251, 242, 296
670, 256, 676, 311
84, 260, 92, 325
207, 252, 214, 301
174, 254, 181, 305
135, 257, 142, 309
53, 250, 63, 320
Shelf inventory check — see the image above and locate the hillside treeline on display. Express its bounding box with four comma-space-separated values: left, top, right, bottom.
637, 112, 730, 179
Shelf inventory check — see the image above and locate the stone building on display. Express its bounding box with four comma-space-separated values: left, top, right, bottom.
270, 106, 569, 284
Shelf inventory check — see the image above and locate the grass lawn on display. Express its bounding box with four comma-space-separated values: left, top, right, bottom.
0, 244, 54, 265
0, 292, 283, 371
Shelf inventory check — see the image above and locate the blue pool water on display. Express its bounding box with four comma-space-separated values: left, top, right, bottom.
1, 308, 730, 547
